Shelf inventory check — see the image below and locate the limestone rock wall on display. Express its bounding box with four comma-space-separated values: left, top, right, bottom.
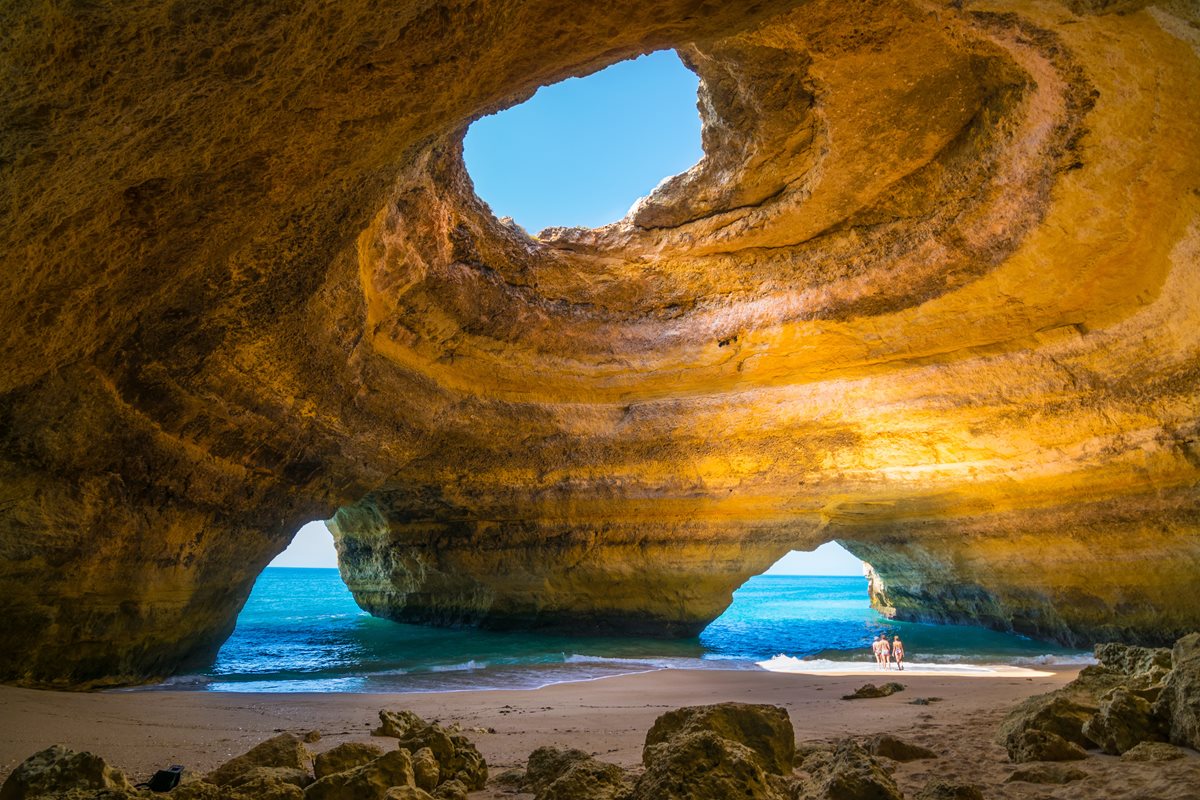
1, 0, 1198, 686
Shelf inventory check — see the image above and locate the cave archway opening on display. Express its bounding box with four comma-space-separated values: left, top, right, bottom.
698, 542, 888, 662
462, 48, 702, 235
203, 520, 373, 689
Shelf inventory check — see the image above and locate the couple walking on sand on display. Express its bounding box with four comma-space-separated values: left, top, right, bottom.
872, 634, 905, 670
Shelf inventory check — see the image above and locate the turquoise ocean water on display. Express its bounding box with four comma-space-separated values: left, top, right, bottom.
169, 568, 1089, 693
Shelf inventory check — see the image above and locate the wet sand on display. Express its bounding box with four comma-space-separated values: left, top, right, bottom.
2, 666, 1198, 799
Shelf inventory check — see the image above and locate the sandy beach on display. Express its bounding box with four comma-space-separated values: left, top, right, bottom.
2, 665, 1197, 799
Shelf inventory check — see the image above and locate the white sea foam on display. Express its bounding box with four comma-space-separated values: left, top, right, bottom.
1011, 653, 1097, 667
756, 655, 1056, 677
429, 659, 486, 672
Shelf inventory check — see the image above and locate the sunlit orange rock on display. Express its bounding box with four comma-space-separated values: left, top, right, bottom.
0, 0, 1197, 687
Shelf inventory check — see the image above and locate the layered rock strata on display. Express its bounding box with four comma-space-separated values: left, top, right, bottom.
1, 0, 1199, 685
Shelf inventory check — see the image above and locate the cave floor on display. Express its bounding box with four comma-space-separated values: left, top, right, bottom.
1, 667, 1197, 799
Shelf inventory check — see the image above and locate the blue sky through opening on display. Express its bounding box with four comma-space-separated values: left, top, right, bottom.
462, 50, 703, 234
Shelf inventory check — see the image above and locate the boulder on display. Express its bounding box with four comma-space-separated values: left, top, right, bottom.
410, 747, 439, 792
643, 703, 795, 774
0, 746, 132, 800
523, 748, 612, 794
304, 749, 415, 800
793, 741, 835, 767
1005, 764, 1087, 784
1064, 664, 1129, 697
225, 766, 313, 790
208, 733, 311, 786
914, 780, 985, 800
1120, 741, 1188, 761
303, 731, 323, 744
373, 710, 486, 790
1081, 687, 1163, 754
799, 740, 904, 800
865, 734, 937, 761
519, 747, 629, 800
1155, 632, 1200, 750
1094, 642, 1172, 676
384, 788, 435, 800
228, 773, 307, 800
314, 743, 386, 779
1005, 729, 1089, 763
841, 683, 905, 700
375, 710, 428, 739
171, 782, 225, 800
633, 730, 788, 800
431, 779, 468, 800
997, 691, 1096, 752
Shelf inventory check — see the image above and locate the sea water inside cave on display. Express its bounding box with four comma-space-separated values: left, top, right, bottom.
154, 567, 1090, 693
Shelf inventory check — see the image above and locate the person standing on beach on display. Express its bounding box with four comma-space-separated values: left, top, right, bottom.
871, 635, 883, 667
878, 635, 892, 669
892, 636, 905, 671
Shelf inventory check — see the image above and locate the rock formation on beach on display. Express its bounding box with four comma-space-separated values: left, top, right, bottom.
1, 0, 1199, 686
2, 691, 1198, 799
0, 710, 483, 800
999, 636, 1200, 760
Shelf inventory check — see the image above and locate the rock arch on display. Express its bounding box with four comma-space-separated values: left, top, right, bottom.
1, 0, 1198, 687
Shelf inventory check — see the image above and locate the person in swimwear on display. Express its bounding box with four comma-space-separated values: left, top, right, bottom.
878, 635, 892, 669
892, 635, 905, 671
871, 634, 884, 667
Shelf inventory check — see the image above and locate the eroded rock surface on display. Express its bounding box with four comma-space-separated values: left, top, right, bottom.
1000, 635, 1200, 760
798, 740, 904, 800
0, 746, 131, 800
371, 710, 487, 790
520, 747, 628, 800
2, 0, 1200, 685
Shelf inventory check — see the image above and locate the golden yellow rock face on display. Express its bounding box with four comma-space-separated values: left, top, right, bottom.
1, 0, 1198, 687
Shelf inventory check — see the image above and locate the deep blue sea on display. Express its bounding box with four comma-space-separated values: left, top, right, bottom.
170, 568, 1089, 693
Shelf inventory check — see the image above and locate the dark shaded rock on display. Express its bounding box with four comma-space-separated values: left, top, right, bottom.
1006, 729, 1089, 762
800, 740, 903, 800
431, 779, 468, 800
0, 746, 132, 800
1155, 632, 1200, 750
524, 747, 596, 794
908, 697, 943, 706
314, 743, 386, 780
1081, 687, 1164, 754
384, 788, 434, 800
998, 691, 1096, 755
208, 733, 310, 786
914, 780, 985, 800
633, 730, 788, 800
866, 733, 937, 761
492, 768, 525, 787
793, 741, 835, 766
523, 747, 626, 799
171, 782, 225, 800
643, 702, 795, 774
304, 749, 414, 800
226, 766, 313, 790
1120, 741, 1188, 761
229, 772, 307, 800
842, 683, 905, 700
1005, 764, 1087, 784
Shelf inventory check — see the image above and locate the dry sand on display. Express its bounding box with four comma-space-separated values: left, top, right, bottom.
2, 667, 1198, 799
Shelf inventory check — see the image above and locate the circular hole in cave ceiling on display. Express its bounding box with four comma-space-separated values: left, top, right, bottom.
463, 49, 702, 237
